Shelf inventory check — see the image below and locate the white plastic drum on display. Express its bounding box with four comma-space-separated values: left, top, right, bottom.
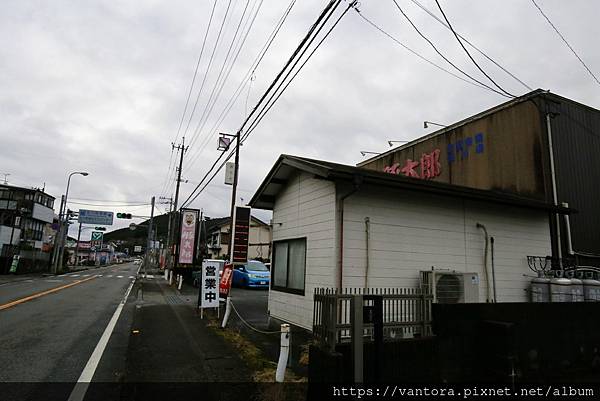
530, 278, 551, 302
570, 278, 584, 302
583, 279, 600, 301
550, 278, 572, 302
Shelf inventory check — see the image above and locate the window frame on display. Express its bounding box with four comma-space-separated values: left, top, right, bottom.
271, 237, 307, 296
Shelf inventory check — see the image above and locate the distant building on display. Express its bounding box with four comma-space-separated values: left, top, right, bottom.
0, 183, 56, 273
204, 216, 272, 261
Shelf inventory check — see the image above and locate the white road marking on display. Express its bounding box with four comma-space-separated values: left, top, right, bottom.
145, 274, 154, 279
71, 274, 80, 277
82, 274, 90, 277
128, 276, 134, 279
107, 275, 113, 278
67, 277, 136, 401
98, 275, 103, 277
117, 275, 123, 278
45, 279, 63, 283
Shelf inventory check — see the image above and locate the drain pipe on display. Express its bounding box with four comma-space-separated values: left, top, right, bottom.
476, 223, 492, 302
562, 202, 574, 256
365, 217, 370, 288
338, 176, 363, 290
490, 236, 497, 303
546, 112, 563, 267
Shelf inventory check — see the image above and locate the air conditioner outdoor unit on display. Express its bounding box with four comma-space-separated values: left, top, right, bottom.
420, 270, 480, 303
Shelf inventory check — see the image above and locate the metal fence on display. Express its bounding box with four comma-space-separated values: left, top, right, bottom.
313, 287, 433, 350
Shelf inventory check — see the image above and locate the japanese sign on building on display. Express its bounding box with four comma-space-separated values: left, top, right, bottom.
200, 260, 220, 309
178, 209, 199, 265
232, 206, 251, 264
383, 132, 486, 180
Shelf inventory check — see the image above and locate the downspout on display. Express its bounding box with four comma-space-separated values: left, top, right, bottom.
490, 236, 497, 303
338, 175, 363, 290
545, 112, 562, 268
476, 223, 492, 302
365, 217, 370, 288
562, 202, 574, 256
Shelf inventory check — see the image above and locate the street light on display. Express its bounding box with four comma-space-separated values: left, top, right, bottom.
53, 171, 88, 273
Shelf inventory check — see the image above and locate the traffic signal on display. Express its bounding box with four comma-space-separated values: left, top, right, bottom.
117, 213, 132, 219
95, 227, 107, 231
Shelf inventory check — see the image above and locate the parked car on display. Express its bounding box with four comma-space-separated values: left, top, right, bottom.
192, 259, 225, 287
232, 260, 270, 289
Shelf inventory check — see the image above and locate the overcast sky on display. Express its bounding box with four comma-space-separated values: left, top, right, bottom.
1, 0, 599, 240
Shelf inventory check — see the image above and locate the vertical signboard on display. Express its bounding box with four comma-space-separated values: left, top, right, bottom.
219, 263, 234, 299
178, 208, 199, 265
200, 260, 220, 309
232, 206, 251, 264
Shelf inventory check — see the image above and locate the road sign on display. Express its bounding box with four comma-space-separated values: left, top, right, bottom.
78, 209, 114, 225
91, 231, 104, 241
134, 245, 142, 253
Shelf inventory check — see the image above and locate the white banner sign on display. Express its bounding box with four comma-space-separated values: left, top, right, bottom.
200, 260, 220, 309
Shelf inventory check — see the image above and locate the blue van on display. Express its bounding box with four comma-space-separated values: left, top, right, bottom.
232, 260, 270, 288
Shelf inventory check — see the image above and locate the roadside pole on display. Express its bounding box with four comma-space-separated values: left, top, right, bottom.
145, 196, 155, 277
75, 222, 82, 267
51, 195, 66, 274
222, 130, 240, 328
170, 137, 187, 269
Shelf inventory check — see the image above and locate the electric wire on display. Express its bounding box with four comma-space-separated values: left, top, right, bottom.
390, 0, 511, 98
183, 0, 296, 173
161, 1, 217, 200
530, 0, 600, 86
432, 0, 515, 97
408, 0, 532, 91
181, 0, 234, 140
243, 2, 353, 138
356, 11, 491, 91
181, 1, 350, 209
180, 0, 336, 208
68, 201, 152, 207
186, 0, 264, 157
173, 0, 218, 145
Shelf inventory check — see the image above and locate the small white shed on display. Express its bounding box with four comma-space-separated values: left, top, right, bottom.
249, 155, 570, 330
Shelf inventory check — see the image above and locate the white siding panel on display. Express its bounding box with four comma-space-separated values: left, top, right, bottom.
268, 172, 337, 330
343, 188, 550, 302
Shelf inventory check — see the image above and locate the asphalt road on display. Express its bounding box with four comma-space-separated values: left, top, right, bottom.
0, 262, 139, 390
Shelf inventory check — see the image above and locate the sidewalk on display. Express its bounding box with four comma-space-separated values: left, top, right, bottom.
116, 274, 257, 400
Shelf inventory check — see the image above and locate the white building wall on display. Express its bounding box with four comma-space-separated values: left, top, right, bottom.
269, 171, 337, 330
342, 186, 551, 302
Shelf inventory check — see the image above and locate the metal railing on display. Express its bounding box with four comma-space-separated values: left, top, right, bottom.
313, 287, 433, 350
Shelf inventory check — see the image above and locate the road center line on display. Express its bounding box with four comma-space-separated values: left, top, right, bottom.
0, 276, 97, 311
68, 268, 138, 401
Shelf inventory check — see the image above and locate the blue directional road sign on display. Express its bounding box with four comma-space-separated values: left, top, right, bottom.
78, 209, 114, 225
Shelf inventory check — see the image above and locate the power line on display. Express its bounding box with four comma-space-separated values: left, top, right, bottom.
390, 0, 511, 98
186, 0, 263, 155
243, 2, 355, 139
530, 0, 600, 86
432, 0, 515, 97
181, 1, 353, 209
354, 10, 490, 92
408, 0, 532, 91
181, 0, 234, 140
173, 0, 218, 145
183, 0, 296, 173
68, 201, 151, 207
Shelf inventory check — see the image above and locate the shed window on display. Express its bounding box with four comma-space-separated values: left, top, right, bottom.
272, 238, 306, 295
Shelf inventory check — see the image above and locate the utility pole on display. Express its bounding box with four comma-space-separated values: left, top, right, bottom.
75, 222, 82, 266
145, 196, 155, 276
170, 137, 187, 268
1, 173, 9, 185
159, 196, 173, 269
228, 131, 241, 264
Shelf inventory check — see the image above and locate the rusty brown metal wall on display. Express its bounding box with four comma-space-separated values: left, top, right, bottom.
361, 100, 548, 200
